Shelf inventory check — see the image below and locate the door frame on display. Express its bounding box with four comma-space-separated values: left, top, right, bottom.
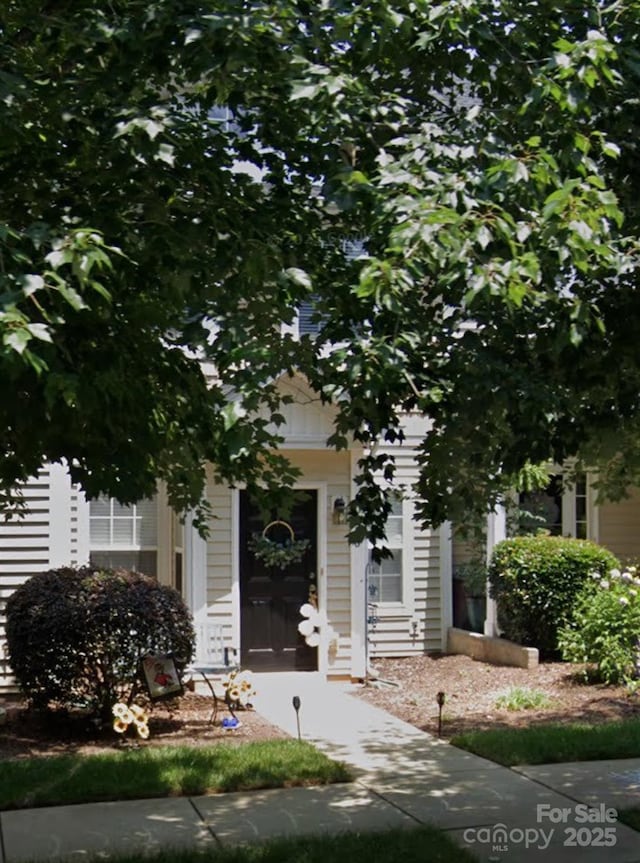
231, 482, 328, 675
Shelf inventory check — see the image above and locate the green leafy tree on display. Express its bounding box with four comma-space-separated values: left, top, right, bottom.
2, 2, 640, 542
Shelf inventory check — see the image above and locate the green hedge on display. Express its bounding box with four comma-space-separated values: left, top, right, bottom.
488, 536, 619, 656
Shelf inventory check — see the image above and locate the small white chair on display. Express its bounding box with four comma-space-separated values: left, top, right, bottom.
186, 622, 239, 724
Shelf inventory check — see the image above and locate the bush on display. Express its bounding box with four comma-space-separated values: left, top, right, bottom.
558, 566, 640, 684
6, 566, 195, 718
489, 536, 619, 656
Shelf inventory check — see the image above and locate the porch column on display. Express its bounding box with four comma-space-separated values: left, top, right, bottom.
156, 482, 173, 587
184, 512, 208, 624
349, 449, 367, 680
485, 504, 506, 637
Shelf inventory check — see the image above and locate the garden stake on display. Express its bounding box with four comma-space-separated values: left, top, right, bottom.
292, 695, 301, 740
436, 691, 446, 738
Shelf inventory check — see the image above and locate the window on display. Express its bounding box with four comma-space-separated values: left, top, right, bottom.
519, 474, 563, 535
575, 474, 587, 539
367, 499, 403, 603
518, 472, 588, 539
89, 496, 158, 576
298, 298, 321, 336
294, 236, 367, 337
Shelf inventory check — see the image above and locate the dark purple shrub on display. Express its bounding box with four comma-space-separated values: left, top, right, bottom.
6, 566, 194, 718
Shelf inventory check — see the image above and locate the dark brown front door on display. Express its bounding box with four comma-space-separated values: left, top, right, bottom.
240, 490, 318, 671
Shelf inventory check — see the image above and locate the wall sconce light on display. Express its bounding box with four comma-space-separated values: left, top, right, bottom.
332, 496, 347, 525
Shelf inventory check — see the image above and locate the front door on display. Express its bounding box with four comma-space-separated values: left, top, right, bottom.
239, 490, 318, 671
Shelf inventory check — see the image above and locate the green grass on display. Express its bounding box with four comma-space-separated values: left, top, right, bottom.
493, 686, 554, 711
0, 740, 351, 811
452, 718, 640, 766
83, 827, 477, 863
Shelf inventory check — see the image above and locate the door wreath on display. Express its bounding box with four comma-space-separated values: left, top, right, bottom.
248, 519, 310, 570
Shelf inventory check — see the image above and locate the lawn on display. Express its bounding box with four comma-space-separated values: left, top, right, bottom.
76, 827, 478, 863
0, 740, 351, 811
450, 718, 640, 766
452, 720, 640, 836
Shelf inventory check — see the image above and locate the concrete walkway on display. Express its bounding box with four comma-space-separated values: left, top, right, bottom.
1, 674, 639, 862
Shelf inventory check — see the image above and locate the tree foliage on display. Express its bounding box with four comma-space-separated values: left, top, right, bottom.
2, 1, 640, 540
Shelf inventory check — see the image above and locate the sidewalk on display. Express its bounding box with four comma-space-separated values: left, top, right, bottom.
1, 674, 639, 862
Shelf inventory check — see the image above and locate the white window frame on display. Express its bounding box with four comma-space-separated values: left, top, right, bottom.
517, 468, 594, 540
366, 495, 415, 616
89, 496, 158, 575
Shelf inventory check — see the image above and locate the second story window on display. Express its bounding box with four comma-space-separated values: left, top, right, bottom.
298, 298, 321, 336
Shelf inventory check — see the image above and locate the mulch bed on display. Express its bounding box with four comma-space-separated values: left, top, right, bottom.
0, 692, 286, 760
3, 654, 639, 757
355, 654, 640, 739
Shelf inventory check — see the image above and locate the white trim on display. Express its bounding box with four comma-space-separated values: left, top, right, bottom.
49, 463, 72, 567
366, 494, 414, 615
350, 449, 367, 679
439, 521, 453, 650
184, 512, 207, 624
587, 471, 599, 543
485, 505, 506, 637
231, 489, 241, 651
402, 496, 415, 615
272, 436, 336, 449
315, 482, 328, 676
234, 482, 328, 674
156, 482, 173, 586
75, 488, 90, 567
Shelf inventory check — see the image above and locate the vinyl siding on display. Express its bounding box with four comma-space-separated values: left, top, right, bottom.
203, 476, 236, 654
368, 414, 443, 659
0, 469, 53, 693
598, 489, 640, 562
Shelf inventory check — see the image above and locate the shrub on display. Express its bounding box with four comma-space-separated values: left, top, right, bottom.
558, 566, 640, 685
488, 536, 619, 656
6, 566, 195, 718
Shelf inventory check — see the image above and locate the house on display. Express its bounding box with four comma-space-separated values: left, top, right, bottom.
2, 372, 640, 692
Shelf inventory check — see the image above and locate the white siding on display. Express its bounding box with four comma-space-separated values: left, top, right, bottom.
598, 489, 640, 562
367, 414, 443, 659
0, 469, 54, 693
203, 474, 236, 654
258, 373, 339, 447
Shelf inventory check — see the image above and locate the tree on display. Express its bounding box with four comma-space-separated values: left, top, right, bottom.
1, 1, 639, 541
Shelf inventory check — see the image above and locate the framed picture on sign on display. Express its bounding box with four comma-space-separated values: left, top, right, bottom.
140, 654, 183, 701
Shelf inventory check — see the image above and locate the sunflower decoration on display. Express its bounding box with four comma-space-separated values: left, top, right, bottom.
112, 701, 151, 740
221, 669, 256, 708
